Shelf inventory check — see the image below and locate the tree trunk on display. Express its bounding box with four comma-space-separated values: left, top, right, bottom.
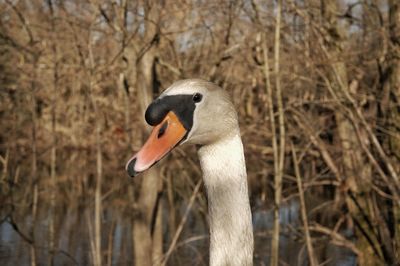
47, 2, 58, 263
128, 3, 164, 265
321, 0, 372, 264
271, 1, 284, 265
133, 46, 164, 266
29, 55, 39, 266
384, 0, 400, 177
375, 1, 400, 263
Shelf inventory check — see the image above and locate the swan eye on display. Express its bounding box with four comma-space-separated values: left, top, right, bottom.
192, 93, 203, 103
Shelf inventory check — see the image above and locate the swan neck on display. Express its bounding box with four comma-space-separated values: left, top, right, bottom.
198, 134, 253, 266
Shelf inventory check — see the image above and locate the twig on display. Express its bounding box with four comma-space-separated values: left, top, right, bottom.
161, 179, 203, 266
291, 141, 318, 266
291, 109, 342, 183
309, 223, 364, 265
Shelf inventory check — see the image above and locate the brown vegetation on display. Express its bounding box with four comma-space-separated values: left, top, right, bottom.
0, 0, 399, 265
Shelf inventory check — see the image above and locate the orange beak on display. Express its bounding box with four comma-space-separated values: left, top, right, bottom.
126, 111, 187, 177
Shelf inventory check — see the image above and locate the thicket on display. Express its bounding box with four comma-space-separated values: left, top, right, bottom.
0, 0, 399, 265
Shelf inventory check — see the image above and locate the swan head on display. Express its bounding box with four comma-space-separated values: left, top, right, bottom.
126, 79, 238, 177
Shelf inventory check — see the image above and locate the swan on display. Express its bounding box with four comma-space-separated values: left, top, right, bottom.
126, 79, 253, 266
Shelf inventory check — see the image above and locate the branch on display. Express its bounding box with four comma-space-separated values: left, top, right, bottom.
161, 179, 203, 265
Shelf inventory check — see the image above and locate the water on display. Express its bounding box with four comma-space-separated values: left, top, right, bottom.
0, 199, 356, 265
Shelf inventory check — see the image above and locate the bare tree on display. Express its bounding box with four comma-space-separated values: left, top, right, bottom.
0, 0, 399, 265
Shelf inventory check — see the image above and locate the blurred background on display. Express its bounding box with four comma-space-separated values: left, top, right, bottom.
0, 0, 399, 265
